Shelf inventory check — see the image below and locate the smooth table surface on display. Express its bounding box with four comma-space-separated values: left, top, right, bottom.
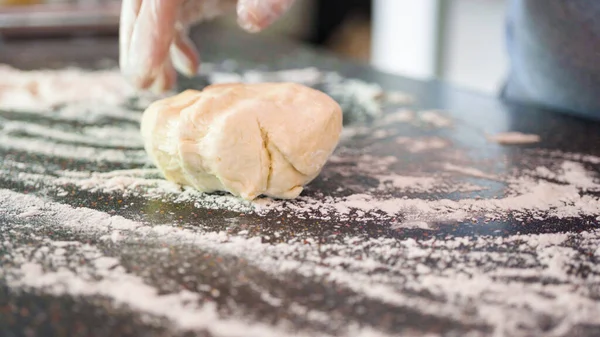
1, 26, 600, 337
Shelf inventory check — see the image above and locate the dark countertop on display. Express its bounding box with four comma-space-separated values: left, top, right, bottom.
1, 24, 600, 337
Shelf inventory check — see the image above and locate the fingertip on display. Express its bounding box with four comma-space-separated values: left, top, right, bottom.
170, 31, 200, 77
149, 61, 177, 94
237, 0, 295, 32
237, 16, 262, 33
163, 61, 178, 92
123, 54, 156, 90
236, 0, 265, 33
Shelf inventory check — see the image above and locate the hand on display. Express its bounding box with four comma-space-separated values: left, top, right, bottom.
119, 0, 296, 93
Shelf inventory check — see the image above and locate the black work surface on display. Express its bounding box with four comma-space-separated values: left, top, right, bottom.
1, 26, 600, 337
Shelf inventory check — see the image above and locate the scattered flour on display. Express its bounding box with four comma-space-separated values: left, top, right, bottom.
209, 68, 324, 86
258, 160, 600, 225
1, 64, 600, 337
243, 68, 323, 86
1, 119, 143, 148
2, 189, 600, 337
442, 163, 501, 181
530, 149, 600, 165
2, 237, 309, 337
487, 132, 541, 145
0, 162, 256, 213
396, 137, 450, 153
530, 161, 600, 191
372, 129, 391, 139
0, 64, 598, 226
418, 110, 453, 128
323, 73, 386, 120
376, 174, 437, 192
383, 91, 415, 105
325, 154, 473, 194
209, 72, 244, 84
378, 109, 415, 125
0, 65, 140, 111
0, 134, 148, 164
55, 102, 145, 123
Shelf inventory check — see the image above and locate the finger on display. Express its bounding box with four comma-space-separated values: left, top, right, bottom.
119, 0, 142, 71
150, 59, 177, 94
162, 59, 178, 92
128, 0, 182, 88
170, 26, 200, 78
237, 0, 295, 33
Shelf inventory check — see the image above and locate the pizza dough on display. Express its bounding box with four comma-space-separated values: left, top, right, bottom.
141, 82, 343, 200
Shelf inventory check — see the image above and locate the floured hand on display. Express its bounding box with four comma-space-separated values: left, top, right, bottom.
120, 0, 296, 93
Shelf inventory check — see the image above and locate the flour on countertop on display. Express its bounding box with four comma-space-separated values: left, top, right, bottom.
0, 65, 143, 111
377, 109, 415, 125
2, 189, 600, 337
487, 132, 541, 144
1, 64, 598, 224
1, 64, 600, 337
0, 161, 256, 213
396, 137, 450, 153
209, 67, 407, 123
1, 119, 144, 148
442, 163, 501, 181
0, 64, 597, 225
257, 166, 600, 224
383, 91, 415, 105
418, 110, 453, 128
375, 174, 437, 192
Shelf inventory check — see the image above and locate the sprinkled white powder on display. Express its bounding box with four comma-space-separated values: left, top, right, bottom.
55, 102, 144, 123
243, 68, 323, 86
383, 91, 415, 105
1, 119, 143, 148
323, 73, 385, 119
2, 64, 600, 336
0, 66, 597, 225
442, 163, 501, 181
2, 189, 600, 337
258, 165, 600, 225
16, 209, 43, 218
487, 132, 541, 145
328, 153, 398, 172
531, 149, 600, 165
325, 154, 480, 194
2, 239, 306, 337
208, 67, 398, 123
376, 174, 437, 192
418, 110, 453, 128
377, 109, 415, 125
0, 163, 256, 213
0, 134, 148, 164
372, 129, 391, 139
209, 72, 244, 84
0, 190, 446, 336
340, 126, 371, 139
396, 137, 450, 153
0, 65, 139, 111
555, 161, 600, 191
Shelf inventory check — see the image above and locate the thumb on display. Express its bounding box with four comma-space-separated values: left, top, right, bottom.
236, 0, 295, 33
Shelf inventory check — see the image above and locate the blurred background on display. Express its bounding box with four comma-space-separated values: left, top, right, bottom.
0, 0, 507, 95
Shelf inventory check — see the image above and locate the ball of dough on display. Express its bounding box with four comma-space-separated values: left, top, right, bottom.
141, 82, 343, 200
